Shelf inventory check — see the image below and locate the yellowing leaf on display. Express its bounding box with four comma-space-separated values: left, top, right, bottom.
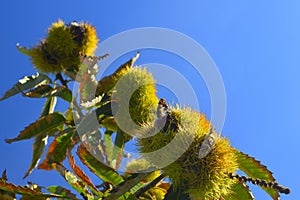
0, 179, 63, 198
68, 153, 102, 196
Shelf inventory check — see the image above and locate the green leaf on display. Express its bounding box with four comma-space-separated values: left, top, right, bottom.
40, 97, 57, 117
118, 194, 137, 200
128, 182, 145, 196
96, 52, 140, 94
103, 131, 114, 164
116, 181, 148, 200
64, 104, 74, 125
23, 134, 48, 179
76, 102, 113, 138
5, 112, 66, 144
236, 149, 279, 200
105, 172, 152, 200
24, 97, 57, 179
112, 129, 125, 169
17, 43, 32, 56
223, 181, 254, 200
76, 144, 124, 186
100, 117, 118, 132
76, 110, 100, 135
0, 179, 64, 198
23, 85, 72, 102
47, 186, 78, 200
0, 73, 51, 101
163, 185, 190, 200
96, 101, 113, 117
38, 128, 75, 170
20, 182, 51, 200
54, 164, 93, 199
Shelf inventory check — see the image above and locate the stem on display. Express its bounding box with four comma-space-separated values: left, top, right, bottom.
98, 53, 109, 60
56, 73, 68, 87
135, 173, 165, 198
55, 74, 84, 119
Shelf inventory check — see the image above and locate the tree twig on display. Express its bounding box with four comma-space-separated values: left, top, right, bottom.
55, 73, 68, 87
229, 173, 291, 194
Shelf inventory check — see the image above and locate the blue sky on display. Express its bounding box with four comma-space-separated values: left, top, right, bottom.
1, 1, 299, 199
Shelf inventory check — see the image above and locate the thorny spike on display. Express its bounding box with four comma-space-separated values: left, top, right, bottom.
229, 173, 291, 194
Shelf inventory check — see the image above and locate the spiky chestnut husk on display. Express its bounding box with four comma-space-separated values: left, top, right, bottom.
124, 159, 161, 182
112, 67, 158, 136
138, 107, 238, 200
24, 20, 98, 74
138, 107, 205, 162
29, 46, 63, 73
43, 20, 80, 73
80, 23, 98, 56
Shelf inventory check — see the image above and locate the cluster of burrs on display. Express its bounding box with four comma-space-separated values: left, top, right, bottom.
229, 173, 290, 194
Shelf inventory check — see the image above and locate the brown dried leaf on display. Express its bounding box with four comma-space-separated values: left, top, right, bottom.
1, 170, 7, 181
0, 179, 62, 198
68, 153, 99, 192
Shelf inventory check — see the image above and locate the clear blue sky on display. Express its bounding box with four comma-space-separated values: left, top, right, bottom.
1, 1, 299, 199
